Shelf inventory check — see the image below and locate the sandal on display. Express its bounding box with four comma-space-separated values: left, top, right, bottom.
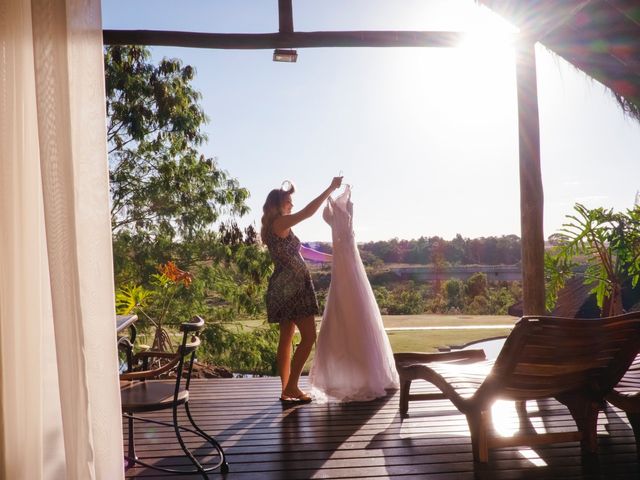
296, 392, 312, 402
279, 392, 312, 404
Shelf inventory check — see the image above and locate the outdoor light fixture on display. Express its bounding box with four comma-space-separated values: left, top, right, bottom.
273, 49, 298, 62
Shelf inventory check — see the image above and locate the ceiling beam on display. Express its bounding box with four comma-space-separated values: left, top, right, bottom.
102, 30, 466, 49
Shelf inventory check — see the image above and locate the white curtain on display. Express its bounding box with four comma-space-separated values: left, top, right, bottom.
0, 0, 124, 479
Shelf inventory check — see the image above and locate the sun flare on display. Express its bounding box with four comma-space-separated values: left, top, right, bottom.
456, 7, 518, 70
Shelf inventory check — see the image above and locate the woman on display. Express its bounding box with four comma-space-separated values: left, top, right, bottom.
261, 176, 342, 402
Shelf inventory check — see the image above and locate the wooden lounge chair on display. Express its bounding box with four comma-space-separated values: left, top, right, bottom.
395, 312, 640, 462
606, 351, 640, 449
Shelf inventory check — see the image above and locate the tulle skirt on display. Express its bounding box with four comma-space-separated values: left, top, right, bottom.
309, 239, 399, 402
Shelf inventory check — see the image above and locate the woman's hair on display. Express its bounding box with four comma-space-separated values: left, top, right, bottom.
260, 181, 295, 243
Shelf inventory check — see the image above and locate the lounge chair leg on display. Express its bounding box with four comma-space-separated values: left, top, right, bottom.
399, 378, 412, 415
515, 400, 536, 434
467, 410, 490, 463
561, 395, 599, 454
625, 412, 640, 455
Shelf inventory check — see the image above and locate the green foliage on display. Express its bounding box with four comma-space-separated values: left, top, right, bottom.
357, 234, 522, 265
425, 292, 448, 314
544, 203, 640, 316
371, 284, 427, 314
199, 243, 273, 321
544, 248, 577, 312
116, 261, 194, 351
105, 45, 249, 241
372, 286, 391, 313
467, 295, 490, 315
115, 284, 152, 315
443, 279, 465, 310
466, 272, 488, 298
393, 287, 426, 314
486, 286, 517, 315
106, 46, 274, 371
200, 322, 279, 375
328, 274, 520, 316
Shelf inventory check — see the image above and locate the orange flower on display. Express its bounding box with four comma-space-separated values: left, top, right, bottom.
158, 261, 193, 287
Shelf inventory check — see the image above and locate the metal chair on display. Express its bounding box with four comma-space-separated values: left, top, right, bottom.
120, 316, 229, 476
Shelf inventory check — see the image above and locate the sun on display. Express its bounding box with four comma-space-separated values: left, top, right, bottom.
457, 7, 518, 70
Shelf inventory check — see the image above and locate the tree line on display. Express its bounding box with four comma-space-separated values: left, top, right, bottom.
310, 234, 522, 266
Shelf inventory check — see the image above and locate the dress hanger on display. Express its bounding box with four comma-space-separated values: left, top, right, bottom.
337, 171, 351, 190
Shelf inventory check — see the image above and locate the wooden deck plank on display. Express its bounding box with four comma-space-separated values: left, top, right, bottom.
124, 377, 640, 479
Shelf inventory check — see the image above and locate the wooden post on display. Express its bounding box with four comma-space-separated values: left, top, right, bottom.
278, 0, 294, 33
516, 37, 545, 315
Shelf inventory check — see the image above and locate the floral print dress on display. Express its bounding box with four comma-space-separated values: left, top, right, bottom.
265, 229, 319, 323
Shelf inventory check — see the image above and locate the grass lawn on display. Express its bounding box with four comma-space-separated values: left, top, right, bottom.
137, 315, 516, 374
302, 327, 511, 373
297, 314, 516, 373
240, 314, 517, 330
382, 314, 516, 328
386, 328, 511, 353
382, 314, 515, 353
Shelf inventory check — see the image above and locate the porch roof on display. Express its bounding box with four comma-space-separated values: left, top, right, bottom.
479, 0, 640, 120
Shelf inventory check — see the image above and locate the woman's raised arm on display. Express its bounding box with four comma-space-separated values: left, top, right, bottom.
272, 177, 342, 235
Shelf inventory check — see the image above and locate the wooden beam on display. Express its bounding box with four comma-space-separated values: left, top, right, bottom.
516, 38, 546, 315
102, 30, 465, 49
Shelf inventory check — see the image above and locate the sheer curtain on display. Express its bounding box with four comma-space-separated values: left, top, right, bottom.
0, 0, 124, 479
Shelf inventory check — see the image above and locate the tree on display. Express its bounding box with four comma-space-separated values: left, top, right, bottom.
545, 203, 640, 316
106, 46, 280, 373
466, 272, 488, 299
105, 45, 249, 241
446, 234, 467, 265
443, 279, 465, 311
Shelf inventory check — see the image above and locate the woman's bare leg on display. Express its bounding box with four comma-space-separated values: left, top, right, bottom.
282, 315, 317, 398
277, 320, 296, 394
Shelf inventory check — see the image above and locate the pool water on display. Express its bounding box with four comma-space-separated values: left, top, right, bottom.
460, 336, 507, 360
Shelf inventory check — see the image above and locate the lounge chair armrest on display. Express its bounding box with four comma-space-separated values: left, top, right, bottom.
394, 349, 486, 367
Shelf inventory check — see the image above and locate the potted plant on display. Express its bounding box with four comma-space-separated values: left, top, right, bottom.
545, 203, 640, 317
116, 261, 193, 352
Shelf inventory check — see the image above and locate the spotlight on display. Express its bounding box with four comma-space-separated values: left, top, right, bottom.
273, 49, 298, 62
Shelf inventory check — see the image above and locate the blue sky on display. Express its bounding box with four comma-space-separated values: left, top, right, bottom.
102, 0, 640, 242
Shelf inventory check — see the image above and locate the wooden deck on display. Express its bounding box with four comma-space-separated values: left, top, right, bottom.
124, 377, 640, 479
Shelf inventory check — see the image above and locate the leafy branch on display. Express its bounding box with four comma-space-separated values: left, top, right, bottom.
545, 203, 640, 316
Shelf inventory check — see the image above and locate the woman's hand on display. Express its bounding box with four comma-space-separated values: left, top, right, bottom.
330, 176, 343, 191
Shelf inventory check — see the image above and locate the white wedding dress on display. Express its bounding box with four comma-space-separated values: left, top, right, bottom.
309, 186, 399, 402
